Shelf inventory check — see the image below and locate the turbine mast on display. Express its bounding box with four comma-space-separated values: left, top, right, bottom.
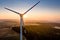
20, 15, 23, 40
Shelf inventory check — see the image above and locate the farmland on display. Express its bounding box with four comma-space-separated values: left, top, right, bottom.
0, 19, 60, 40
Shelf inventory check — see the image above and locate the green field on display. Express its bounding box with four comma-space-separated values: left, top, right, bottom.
0, 19, 60, 40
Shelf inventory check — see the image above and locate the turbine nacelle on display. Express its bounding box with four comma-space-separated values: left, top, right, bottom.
20, 14, 24, 17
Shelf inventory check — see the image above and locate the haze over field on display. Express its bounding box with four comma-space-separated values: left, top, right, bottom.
0, 19, 60, 40
0, 0, 60, 23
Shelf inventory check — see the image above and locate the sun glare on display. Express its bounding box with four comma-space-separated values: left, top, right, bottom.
23, 15, 28, 18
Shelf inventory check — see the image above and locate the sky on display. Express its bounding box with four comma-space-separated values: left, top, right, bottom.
0, 0, 60, 22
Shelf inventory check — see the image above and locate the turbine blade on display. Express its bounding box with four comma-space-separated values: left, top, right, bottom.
4, 7, 20, 14
23, 1, 40, 15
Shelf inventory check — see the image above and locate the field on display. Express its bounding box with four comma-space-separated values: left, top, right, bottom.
0, 19, 60, 40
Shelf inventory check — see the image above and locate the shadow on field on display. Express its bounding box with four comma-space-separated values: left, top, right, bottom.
12, 24, 60, 40
0, 36, 20, 40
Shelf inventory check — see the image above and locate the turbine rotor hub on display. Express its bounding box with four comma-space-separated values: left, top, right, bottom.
20, 14, 23, 17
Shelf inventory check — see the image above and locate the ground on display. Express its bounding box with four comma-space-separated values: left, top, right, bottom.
0, 19, 60, 40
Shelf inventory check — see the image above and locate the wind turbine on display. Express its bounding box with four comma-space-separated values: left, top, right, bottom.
4, 1, 40, 40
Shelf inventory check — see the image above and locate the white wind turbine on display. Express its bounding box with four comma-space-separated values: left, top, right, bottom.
4, 1, 40, 40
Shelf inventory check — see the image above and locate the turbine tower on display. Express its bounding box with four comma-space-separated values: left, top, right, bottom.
4, 1, 40, 40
